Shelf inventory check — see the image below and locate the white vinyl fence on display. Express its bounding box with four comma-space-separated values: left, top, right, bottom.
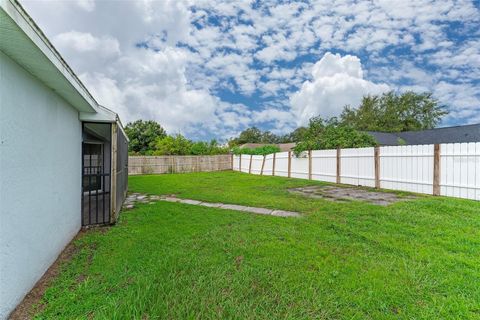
233, 142, 480, 201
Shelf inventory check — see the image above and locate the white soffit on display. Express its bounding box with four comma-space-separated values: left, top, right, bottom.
0, 0, 97, 113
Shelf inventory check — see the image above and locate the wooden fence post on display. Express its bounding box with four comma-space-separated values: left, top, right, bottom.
230, 153, 234, 170
171, 156, 176, 173
336, 147, 341, 184
288, 151, 292, 178
239, 154, 242, 172
308, 150, 312, 180
260, 155, 266, 175
272, 153, 276, 176
248, 155, 253, 174
433, 144, 441, 196
374, 146, 380, 189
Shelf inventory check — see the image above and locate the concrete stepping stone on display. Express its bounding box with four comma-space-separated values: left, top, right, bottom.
271, 210, 300, 217
178, 199, 202, 205
125, 193, 300, 218
163, 197, 181, 202
219, 204, 250, 211
241, 207, 273, 215
198, 202, 224, 208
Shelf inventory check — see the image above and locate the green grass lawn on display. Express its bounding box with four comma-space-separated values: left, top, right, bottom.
36, 171, 480, 319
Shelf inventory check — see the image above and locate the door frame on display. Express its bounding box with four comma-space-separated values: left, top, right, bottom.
81, 122, 112, 226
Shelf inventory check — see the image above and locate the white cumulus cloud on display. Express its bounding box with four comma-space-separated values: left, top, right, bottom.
291, 52, 390, 126
20, 0, 480, 138
54, 31, 120, 55
76, 0, 95, 12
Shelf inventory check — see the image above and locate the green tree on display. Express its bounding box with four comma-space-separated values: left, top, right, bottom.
282, 127, 308, 142
154, 134, 192, 155
340, 91, 447, 132
260, 131, 281, 144
206, 139, 229, 155
125, 120, 166, 154
293, 117, 377, 155
232, 145, 281, 155
154, 136, 229, 156
231, 127, 263, 146
190, 141, 209, 155
190, 140, 229, 155
229, 127, 282, 146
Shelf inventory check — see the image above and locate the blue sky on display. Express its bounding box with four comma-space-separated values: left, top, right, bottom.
22, 0, 480, 140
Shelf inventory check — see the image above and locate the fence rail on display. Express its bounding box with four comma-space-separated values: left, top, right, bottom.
233, 142, 480, 201
129, 154, 232, 175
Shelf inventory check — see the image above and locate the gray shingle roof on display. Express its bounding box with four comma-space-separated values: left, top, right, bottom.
367, 123, 480, 146
365, 131, 401, 145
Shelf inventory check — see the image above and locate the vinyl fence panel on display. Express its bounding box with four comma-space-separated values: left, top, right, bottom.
250, 155, 264, 175
240, 154, 250, 173
311, 149, 337, 183
233, 141, 480, 201
340, 147, 375, 187
379, 145, 434, 194
232, 154, 240, 171
291, 153, 309, 179
263, 154, 274, 175
440, 142, 480, 200
274, 152, 290, 177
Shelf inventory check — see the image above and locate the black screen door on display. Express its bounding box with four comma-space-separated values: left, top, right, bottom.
82, 141, 110, 225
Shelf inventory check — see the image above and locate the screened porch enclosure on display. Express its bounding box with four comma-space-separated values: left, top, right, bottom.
82, 122, 111, 226
81, 121, 128, 226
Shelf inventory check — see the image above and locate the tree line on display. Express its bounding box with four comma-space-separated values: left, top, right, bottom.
125, 121, 229, 156
125, 91, 447, 156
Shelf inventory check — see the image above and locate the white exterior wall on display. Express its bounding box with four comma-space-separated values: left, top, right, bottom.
0, 52, 82, 319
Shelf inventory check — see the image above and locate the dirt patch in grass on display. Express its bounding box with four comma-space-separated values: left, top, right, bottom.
289, 185, 417, 206
235, 255, 244, 270
9, 227, 106, 320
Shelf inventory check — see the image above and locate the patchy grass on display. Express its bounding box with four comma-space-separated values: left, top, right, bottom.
35, 171, 480, 319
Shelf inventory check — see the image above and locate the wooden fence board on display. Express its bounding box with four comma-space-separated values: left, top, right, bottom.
129, 154, 232, 175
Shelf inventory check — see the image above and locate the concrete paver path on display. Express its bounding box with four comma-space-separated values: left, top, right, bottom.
124, 193, 300, 218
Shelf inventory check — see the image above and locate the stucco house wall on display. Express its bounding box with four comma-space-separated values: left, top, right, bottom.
0, 51, 82, 319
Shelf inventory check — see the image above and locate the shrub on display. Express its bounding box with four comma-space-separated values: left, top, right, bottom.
153, 135, 192, 156
232, 145, 281, 155
293, 117, 377, 156
153, 135, 229, 156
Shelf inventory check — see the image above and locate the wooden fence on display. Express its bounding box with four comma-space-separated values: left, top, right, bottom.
233, 142, 480, 201
129, 154, 233, 175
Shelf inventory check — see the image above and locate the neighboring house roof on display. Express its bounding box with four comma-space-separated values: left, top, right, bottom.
0, 0, 119, 124
277, 143, 297, 151
367, 123, 480, 146
240, 143, 296, 152
365, 131, 401, 146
